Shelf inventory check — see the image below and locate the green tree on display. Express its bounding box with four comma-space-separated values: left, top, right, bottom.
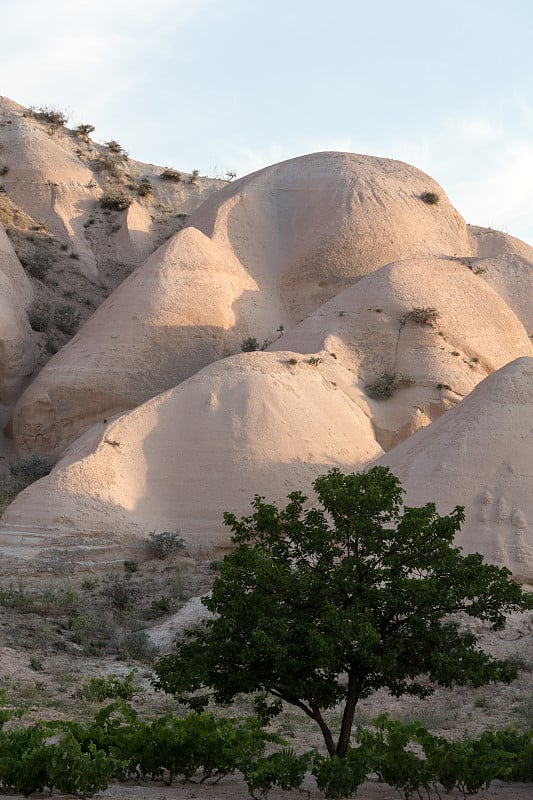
154, 467, 532, 758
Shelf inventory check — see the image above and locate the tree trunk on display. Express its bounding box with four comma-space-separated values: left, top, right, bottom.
308, 700, 336, 757
335, 673, 361, 758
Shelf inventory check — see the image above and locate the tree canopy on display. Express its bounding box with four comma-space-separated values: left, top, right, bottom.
154, 467, 532, 757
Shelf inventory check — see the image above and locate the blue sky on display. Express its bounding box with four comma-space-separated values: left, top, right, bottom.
2, 0, 533, 243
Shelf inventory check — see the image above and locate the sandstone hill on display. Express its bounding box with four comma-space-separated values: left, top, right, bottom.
1, 97, 533, 583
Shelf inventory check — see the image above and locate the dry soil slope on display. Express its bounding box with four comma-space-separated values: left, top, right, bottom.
0, 223, 34, 434
375, 357, 533, 583
10, 151, 472, 457
0, 95, 224, 283
466, 226, 533, 334
1, 352, 382, 565
268, 256, 533, 449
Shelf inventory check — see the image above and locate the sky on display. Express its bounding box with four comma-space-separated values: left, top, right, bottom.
1, 0, 533, 243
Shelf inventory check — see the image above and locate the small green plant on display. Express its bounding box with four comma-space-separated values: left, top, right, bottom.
123, 560, 138, 574
159, 168, 181, 182
54, 304, 81, 335
29, 654, 44, 671
136, 178, 153, 197
105, 140, 128, 159
287, 357, 299, 366
403, 306, 439, 325
240, 337, 272, 352
93, 155, 123, 177
20, 251, 54, 280
33, 105, 68, 127
99, 191, 133, 211
366, 372, 415, 399
150, 596, 173, 615
241, 337, 260, 352
190, 169, 200, 184
28, 305, 51, 332
474, 265, 487, 275
76, 670, 137, 701
81, 577, 98, 590
101, 577, 137, 610
118, 631, 158, 662
74, 123, 95, 137
308, 356, 322, 366
420, 191, 440, 205
147, 530, 186, 560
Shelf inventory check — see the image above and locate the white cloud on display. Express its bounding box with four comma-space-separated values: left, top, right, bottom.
460, 118, 502, 143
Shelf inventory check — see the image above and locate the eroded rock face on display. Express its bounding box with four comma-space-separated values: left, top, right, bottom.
10, 151, 472, 457
0, 224, 34, 429
376, 357, 533, 583
269, 256, 533, 449
0, 95, 224, 285
1, 352, 382, 562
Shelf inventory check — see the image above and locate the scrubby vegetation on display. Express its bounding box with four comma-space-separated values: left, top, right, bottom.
420, 191, 440, 205
403, 306, 439, 325
99, 190, 133, 211
2, 699, 532, 798
147, 530, 186, 560
74, 123, 95, 137
1, 468, 532, 798
54, 303, 81, 335
31, 106, 68, 128
159, 167, 181, 182
365, 371, 414, 399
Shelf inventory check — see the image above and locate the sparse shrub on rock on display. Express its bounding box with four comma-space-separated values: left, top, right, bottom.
32, 105, 68, 127
10, 454, 52, 484
159, 168, 181, 182
420, 191, 440, 205
93, 155, 123, 177
136, 178, 153, 197
99, 191, 133, 211
54, 304, 81, 335
147, 530, 186, 560
74, 123, 95, 137
366, 371, 414, 399
104, 140, 128, 160
403, 306, 439, 325
28, 305, 51, 331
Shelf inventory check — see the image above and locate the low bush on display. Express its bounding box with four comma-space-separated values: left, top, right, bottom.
10, 454, 52, 483
93, 155, 123, 177
74, 123, 95, 137
54, 304, 81, 335
105, 140, 128, 160
159, 167, 181, 182
117, 631, 158, 663
33, 106, 68, 127
366, 372, 415, 399
147, 530, 186, 560
28, 305, 51, 332
136, 178, 153, 197
76, 671, 137, 702
420, 191, 440, 205
101, 577, 137, 610
20, 252, 54, 280
99, 191, 132, 211
403, 306, 439, 325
